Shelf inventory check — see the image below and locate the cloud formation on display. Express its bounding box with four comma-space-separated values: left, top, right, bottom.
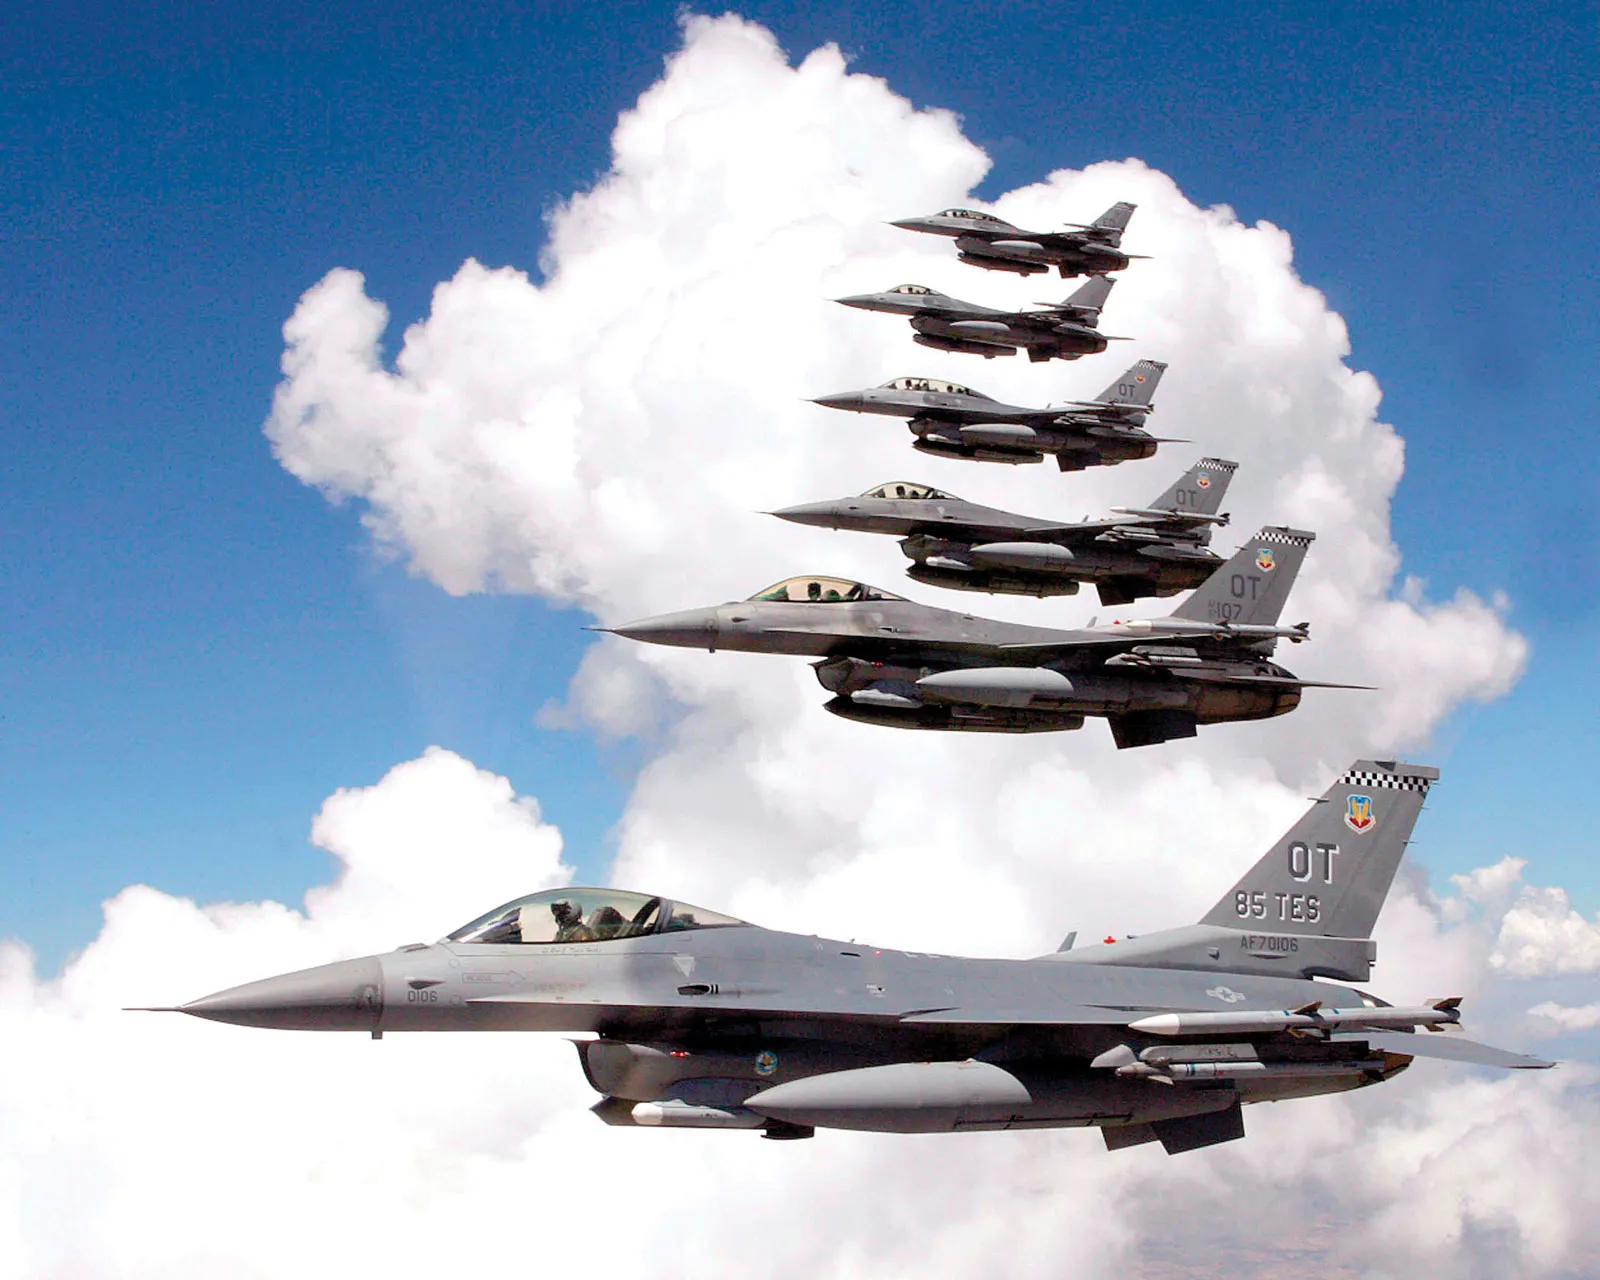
5, 13, 1586, 1279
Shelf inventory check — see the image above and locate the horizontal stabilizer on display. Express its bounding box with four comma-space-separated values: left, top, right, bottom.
1180, 672, 1377, 690
1338, 1030, 1553, 1070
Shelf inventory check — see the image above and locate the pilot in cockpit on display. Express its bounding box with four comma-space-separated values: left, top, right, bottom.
550, 899, 594, 943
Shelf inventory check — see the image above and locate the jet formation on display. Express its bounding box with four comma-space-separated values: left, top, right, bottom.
149, 198, 1539, 1163
152, 762, 1550, 1152
604, 198, 1363, 748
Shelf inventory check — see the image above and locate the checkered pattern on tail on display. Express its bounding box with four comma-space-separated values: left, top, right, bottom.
1340, 767, 1434, 795
1258, 527, 1315, 547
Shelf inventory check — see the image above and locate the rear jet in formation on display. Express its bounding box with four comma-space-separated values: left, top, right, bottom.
890, 201, 1143, 278
835, 275, 1120, 363
148, 761, 1550, 1152
772, 457, 1237, 607
603, 527, 1357, 748
812, 360, 1169, 472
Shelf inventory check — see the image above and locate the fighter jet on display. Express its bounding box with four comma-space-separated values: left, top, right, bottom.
835, 275, 1120, 363
771, 457, 1237, 607
891, 201, 1143, 278
148, 760, 1550, 1152
603, 527, 1350, 749
812, 360, 1168, 472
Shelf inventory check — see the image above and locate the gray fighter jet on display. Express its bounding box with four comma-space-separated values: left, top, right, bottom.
148, 760, 1550, 1152
603, 527, 1351, 748
812, 360, 1168, 471
836, 276, 1120, 363
891, 201, 1143, 278
771, 457, 1237, 606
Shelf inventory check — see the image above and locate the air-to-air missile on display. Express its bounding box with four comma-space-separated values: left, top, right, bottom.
836, 275, 1121, 363
812, 360, 1169, 471
889, 201, 1143, 278
601, 526, 1363, 749
771, 457, 1237, 606
143, 760, 1550, 1153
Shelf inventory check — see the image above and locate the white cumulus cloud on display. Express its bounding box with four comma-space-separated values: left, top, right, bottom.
1493, 883, 1600, 976
1529, 1001, 1600, 1032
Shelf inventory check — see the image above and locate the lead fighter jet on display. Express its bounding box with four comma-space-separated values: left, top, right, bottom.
891, 201, 1142, 278
813, 360, 1168, 472
604, 526, 1345, 749
772, 457, 1237, 606
149, 761, 1550, 1152
836, 275, 1120, 363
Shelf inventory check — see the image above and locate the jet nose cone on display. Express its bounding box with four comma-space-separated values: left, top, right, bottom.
769, 502, 842, 528
810, 391, 863, 411
608, 607, 721, 649
181, 956, 383, 1031
889, 217, 932, 232
834, 294, 879, 311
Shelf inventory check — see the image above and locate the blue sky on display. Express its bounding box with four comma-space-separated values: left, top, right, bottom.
4, 1, 1596, 969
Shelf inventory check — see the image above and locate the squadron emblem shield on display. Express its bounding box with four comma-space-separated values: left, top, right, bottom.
1255, 548, 1276, 572
1344, 794, 1376, 833
1197, 474, 1211, 488
754, 1050, 779, 1077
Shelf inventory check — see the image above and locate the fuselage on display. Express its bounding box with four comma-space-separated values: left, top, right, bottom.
773, 494, 1222, 602
836, 289, 1108, 362
889, 213, 1134, 278
609, 593, 1301, 738
812, 381, 1158, 468
177, 917, 1397, 1136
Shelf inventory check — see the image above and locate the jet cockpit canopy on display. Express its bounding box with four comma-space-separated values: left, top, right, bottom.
937, 208, 1012, 227
880, 376, 985, 398
859, 481, 952, 501
887, 283, 936, 295
447, 888, 746, 946
748, 576, 907, 604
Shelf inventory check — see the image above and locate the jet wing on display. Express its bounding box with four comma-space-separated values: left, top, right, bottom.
1334, 1030, 1554, 1070
903, 517, 1087, 541
899, 1005, 1160, 1026
1064, 514, 1218, 538
995, 633, 1160, 656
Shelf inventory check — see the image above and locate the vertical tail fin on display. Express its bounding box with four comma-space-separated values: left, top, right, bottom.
1093, 359, 1166, 407
1058, 274, 1114, 320
1200, 761, 1438, 938
1146, 457, 1236, 517
1169, 526, 1313, 626
1088, 202, 1136, 242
